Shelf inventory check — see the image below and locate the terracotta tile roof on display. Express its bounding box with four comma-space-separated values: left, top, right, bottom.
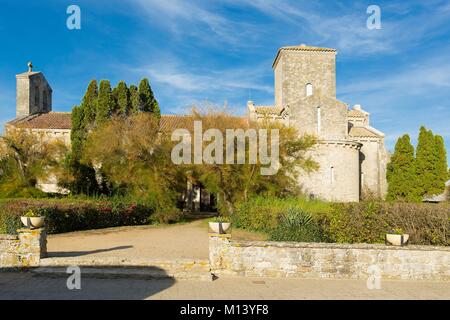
7, 113, 248, 132
159, 115, 195, 132
348, 109, 368, 117
280, 44, 336, 53
273, 44, 336, 68
349, 126, 381, 138
254, 106, 284, 115
7, 112, 72, 130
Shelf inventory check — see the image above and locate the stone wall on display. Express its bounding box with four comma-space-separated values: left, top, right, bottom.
300, 141, 361, 202
209, 234, 450, 281
275, 50, 336, 108
0, 228, 47, 268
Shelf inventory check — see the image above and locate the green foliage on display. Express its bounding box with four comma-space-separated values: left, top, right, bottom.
416, 126, 448, 197
129, 85, 140, 114
0, 198, 154, 235
0, 128, 67, 197
269, 208, 327, 242
323, 202, 449, 245
81, 80, 98, 127
387, 135, 420, 201
96, 80, 113, 125
233, 196, 332, 233
116, 81, 130, 116
138, 78, 158, 114
234, 197, 449, 246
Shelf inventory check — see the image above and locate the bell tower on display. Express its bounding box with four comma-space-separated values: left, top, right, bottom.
16, 62, 52, 118
273, 44, 337, 107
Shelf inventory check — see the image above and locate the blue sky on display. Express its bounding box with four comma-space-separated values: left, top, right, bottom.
1, 0, 450, 164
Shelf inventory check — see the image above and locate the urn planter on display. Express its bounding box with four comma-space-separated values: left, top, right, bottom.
385, 233, 409, 246
209, 222, 231, 234
20, 216, 45, 229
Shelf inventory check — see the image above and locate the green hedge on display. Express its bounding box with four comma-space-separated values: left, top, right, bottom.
233, 197, 450, 246
0, 198, 154, 235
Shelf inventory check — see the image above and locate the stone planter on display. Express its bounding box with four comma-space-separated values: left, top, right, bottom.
209, 222, 231, 234
386, 234, 409, 246
20, 216, 45, 229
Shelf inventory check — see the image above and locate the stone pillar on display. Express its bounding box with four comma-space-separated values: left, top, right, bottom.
17, 228, 47, 267
209, 233, 232, 273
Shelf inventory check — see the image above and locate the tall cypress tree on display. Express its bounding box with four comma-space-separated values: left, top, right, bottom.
96, 80, 113, 125
129, 85, 139, 114
138, 78, 158, 114
71, 105, 86, 156
434, 134, 448, 194
416, 126, 447, 197
116, 81, 130, 116
81, 80, 98, 128
387, 134, 420, 201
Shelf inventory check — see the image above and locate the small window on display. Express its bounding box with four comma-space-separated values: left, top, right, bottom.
330, 166, 335, 185
306, 83, 313, 97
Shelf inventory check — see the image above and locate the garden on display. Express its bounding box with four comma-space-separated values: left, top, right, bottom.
0, 78, 449, 247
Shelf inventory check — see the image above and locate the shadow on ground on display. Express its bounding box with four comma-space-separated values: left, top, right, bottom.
48, 245, 134, 257
0, 268, 176, 300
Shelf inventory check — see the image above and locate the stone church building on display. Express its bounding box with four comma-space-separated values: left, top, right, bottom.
247, 45, 389, 202
5, 45, 389, 202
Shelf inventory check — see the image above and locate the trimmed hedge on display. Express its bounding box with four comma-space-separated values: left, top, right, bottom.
0, 198, 154, 235
233, 197, 450, 246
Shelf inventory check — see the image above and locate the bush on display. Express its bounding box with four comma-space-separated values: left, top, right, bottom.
269, 208, 327, 242
233, 196, 449, 246
0, 198, 154, 235
233, 196, 332, 233
325, 202, 449, 246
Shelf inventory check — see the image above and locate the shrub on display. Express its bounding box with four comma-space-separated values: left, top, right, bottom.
269, 208, 327, 242
233, 196, 331, 233
0, 198, 154, 235
233, 196, 449, 246
324, 202, 449, 246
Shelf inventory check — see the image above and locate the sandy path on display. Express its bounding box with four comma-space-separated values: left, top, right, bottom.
47, 220, 209, 260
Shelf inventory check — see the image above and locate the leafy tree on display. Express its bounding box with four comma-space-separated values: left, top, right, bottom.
184, 108, 318, 214
68, 82, 100, 195
83, 113, 184, 210
138, 78, 158, 114
116, 81, 130, 116
386, 135, 420, 201
96, 80, 113, 125
0, 128, 67, 197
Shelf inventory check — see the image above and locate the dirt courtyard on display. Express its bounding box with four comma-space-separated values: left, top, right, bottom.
47, 219, 265, 260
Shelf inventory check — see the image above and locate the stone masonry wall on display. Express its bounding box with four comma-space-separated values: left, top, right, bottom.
0, 228, 47, 268
209, 235, 450, 281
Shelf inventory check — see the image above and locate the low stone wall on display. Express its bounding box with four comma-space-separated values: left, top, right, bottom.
209, 234, 450, 281
0, 228, 47, 268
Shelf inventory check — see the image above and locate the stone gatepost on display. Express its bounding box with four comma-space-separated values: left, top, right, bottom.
209, 233, 232, 274
17, 228, 47, 267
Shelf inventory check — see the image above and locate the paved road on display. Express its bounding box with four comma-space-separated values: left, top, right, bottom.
1, 271, 448, 300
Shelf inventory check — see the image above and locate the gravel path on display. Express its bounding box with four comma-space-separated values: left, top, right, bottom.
47, 220, 209, 260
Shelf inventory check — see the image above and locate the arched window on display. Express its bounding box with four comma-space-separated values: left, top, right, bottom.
317, 106, 321, 135
306, 83, 313, 97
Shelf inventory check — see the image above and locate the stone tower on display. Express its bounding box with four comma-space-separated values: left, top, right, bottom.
16, 62, 52, 118
273, 44, 337, 108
